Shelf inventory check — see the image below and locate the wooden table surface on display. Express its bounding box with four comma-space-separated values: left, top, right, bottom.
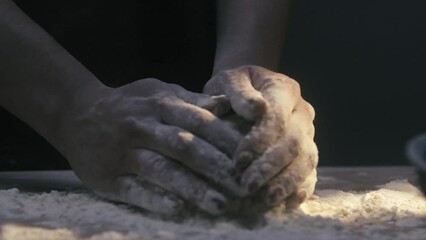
0, 166, 419, 192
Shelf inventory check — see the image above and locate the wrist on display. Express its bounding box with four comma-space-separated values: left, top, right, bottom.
212, 46, 250, 75
51, 79, 113, 155
212, 44, 280, 76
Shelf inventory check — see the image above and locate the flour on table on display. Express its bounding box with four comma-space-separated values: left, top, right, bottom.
1, 179, 426, 240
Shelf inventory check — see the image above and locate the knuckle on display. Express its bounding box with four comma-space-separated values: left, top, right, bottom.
289, 78, 301, 93
142, 78, 163, 87
120, 117, 144, 135
189, 111, 209, 128
255, 77, 281, 90
151, 156, 172, 176
206, 67, 249, 94
153, 94, 180, 110
284, 78, 302, 99
154, 92, 174, 102
223, 66, 250, 81
123, 117, 152, 132
167, 82, 181, 89
122, 117, 140, 129
139, 149, 163, 166
168, 128, 194, 152
303, 100, 316, 120
286, 136, 301, 159
256, 76, 299, 93
144, 96, 159, 108
167, 83, 186, 93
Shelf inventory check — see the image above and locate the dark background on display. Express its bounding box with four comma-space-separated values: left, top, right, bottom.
1, 0, 425, 170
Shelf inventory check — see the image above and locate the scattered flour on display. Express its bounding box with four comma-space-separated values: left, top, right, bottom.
1, 180, 426, 240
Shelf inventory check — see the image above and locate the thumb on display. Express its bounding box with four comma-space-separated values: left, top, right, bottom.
204, 66, 268, 121
169, 83, 231, 116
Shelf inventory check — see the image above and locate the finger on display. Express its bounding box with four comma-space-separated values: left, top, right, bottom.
240, 135, 301, 193
285, 169, 317, 209
126, 149, 228, 215
293, 99, 316, 138
239, 100, 313, 190
233, 71, 301, 168
95, 176, 183, 215
169, 83, 231, 116
124, 118, 247, 196
204, 67, 267, 121
263, 141, 319, 207
159, 96, 242, 157
120, 78, 230, 116
195, 95, 231, 117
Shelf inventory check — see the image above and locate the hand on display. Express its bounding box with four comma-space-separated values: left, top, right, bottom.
59, 78, 246, 215
205, 65, 318, 209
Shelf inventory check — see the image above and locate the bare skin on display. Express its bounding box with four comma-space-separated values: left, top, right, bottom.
0, 0, 318, 215
61, 79, 252, 215
0, 0, 245, 215
208, 0, 318, 208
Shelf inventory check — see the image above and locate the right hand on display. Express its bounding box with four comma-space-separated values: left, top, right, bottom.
58, 78, 246, 215
205, 66, 318, 209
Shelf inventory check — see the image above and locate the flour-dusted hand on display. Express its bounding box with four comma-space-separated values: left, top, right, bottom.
0, 0, 243, 216
205, 65, 318, 208
59, 79, 246, 215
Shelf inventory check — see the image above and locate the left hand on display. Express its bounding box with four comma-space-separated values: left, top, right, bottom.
204, 65, 318, 209
60, 78, 245, 215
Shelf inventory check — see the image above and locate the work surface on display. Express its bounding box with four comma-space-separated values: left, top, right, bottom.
0, 167, 425, 240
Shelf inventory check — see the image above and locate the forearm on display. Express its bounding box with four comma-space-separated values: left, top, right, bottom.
0, 0, 108, 147
213, 0, 294, 74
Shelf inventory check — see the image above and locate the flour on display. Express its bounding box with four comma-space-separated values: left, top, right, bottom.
1, 179, 426, 240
